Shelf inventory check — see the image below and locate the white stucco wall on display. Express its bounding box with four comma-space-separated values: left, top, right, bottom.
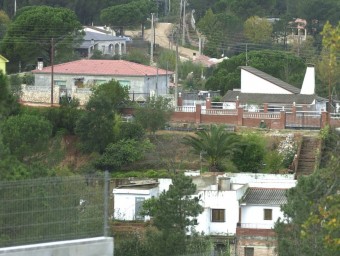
194, 190, 239, 235
0, 237, 113, 256
241, 70, 293, 94
34, 73, 169, 95
113, 187, 159, 221
240, 205, 283, 229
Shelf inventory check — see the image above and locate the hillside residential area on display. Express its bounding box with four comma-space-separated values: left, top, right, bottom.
0, 1, 339, 256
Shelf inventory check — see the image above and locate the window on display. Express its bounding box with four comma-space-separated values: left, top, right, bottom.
244, 247, 254, 256
94, 80, 107, 85
264, 209, 273, 220
211, 209, 225, 222
54, 80, 66, 87
118, 80, 131, 89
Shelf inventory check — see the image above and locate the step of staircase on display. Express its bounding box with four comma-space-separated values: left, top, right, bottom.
295, 136, 320, 178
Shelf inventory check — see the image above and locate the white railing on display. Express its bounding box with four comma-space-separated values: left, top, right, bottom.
330, 113, 340, 120
175, 106, 196, 112
243, 112, 281, 119
239, 223, 273, 229
202, 109, 237, 115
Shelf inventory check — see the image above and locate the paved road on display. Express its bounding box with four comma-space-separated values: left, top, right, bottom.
125, 23, 198, 60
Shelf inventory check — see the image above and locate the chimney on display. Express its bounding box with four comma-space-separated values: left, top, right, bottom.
300, 65, 315, 95
218, 177, 231, 191
37, 57, 43, 70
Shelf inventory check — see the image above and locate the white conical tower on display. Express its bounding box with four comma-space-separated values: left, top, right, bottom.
300, 65, 315, 95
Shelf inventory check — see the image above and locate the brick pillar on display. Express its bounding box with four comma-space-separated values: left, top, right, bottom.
206, 97, 211, 109
237, 107, 244, 126
321, 111, 329, 128
177, 92, 182, 107
292, 102, 296, 122
236, 99, 240, 108
280, 111, 286, 129
195, 104, 201, 124
263, 103, 268, 113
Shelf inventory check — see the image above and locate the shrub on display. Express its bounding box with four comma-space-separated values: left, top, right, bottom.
277, 134, 297, 168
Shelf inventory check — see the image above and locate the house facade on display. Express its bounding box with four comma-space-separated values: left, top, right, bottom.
76, 30, 130, 58
23, 59, 173, 105
112, 172, 296, 255
222, 66, 327, 112
113, 179, 172, 221
0, 55, 9, 74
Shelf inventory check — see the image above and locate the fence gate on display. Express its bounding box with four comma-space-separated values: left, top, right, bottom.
285, 111, 321, 129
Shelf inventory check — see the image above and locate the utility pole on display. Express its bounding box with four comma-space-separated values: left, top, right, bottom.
175, 30, 179, 107
182, 0, 186, 46
14, 0, 17, 15
246, 43, 248, 66
150, 13, 155, 65
51, 38, 54, 106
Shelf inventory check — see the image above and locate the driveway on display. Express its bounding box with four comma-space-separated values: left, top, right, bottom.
125, 23, 198, 60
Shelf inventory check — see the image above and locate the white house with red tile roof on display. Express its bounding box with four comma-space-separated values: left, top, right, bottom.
23, 59, 174, 105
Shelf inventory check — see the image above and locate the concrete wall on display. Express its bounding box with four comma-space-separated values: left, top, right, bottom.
241, 205, 283, 229
113, 187, 158, 221
0, 237, 113, 256
194, 190, 239, 236
34, 73, 169, 96
241, 69, 292, 94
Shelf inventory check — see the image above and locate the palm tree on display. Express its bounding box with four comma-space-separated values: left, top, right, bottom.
182, 125, 239, 171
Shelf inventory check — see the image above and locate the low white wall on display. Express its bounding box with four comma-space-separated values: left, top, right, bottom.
0, 237, 113, 256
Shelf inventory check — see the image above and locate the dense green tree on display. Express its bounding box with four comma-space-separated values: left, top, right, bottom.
0, 6, 83, 73
205, 50, 306, 95
75, 80, 129, 152
134, 96, 173, 134
94, 138, 153, 171
142, 173, 203, 235
286, 0, 340, 25
230, 0, 276, 21
232, 134, 266, 173
100, 0, 156, 36
275, 128, 340, 256
0, 71, 19, 118
183, 125, 239, 171
1, 114, 52, 161
0, 9, 10, 40
244, 16, 273, 44
118, 122, 145, 141
275, 157, 340, 256
319, 21, 340, 110
197, 9, 242, 57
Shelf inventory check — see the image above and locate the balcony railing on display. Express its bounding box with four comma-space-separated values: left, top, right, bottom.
237, 222, 273, 229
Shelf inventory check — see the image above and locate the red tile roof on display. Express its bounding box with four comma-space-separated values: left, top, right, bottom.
33, 59, 173, 76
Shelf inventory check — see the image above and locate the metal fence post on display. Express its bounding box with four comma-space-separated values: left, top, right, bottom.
104, 170, 109, 237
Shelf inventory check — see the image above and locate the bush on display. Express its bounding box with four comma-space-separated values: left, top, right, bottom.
95, 139, 154, 171
277, 134, 297, 168
119, 122, 145, 140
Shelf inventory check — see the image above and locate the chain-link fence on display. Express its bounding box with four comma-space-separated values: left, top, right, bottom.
0, 173, 110, 247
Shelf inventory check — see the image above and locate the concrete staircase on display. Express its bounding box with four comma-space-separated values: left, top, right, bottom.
295, 136, 320, 178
